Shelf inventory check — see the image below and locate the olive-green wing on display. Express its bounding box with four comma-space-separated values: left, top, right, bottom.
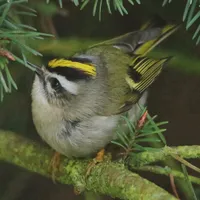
103, 55, 171, 115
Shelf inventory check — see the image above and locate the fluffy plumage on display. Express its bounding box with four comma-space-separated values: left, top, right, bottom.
31, 20, 178, 157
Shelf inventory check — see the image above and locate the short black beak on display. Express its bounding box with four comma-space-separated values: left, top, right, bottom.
27, 62, 43, 77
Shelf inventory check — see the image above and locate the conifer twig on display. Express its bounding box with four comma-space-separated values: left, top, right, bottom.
169, 174, 180, 200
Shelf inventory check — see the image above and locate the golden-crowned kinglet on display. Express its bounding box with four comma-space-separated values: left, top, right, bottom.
30, 22, 178, 158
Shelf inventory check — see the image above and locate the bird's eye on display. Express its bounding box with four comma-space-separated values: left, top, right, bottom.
49, 78, 61, 91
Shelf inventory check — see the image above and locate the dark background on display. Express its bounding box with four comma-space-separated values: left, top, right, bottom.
0, 0, 200, 199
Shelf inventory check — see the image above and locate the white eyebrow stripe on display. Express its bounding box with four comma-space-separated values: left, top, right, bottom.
51, 74, 79, 95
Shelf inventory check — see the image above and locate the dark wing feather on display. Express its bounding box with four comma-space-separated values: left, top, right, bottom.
104, 56, 171, 116
126, 56, 172, 93
90, 18, 179, 56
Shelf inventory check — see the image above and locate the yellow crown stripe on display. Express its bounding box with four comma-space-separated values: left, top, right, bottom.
48, 59, 96, 77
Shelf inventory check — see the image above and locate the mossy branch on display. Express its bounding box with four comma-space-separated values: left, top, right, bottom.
128, 145, 200, 167
132, 165, 200, 185
0, 130, 177, 200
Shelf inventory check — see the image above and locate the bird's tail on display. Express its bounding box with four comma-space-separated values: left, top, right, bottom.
135, 17, 179, 55
91, 16, 179, 56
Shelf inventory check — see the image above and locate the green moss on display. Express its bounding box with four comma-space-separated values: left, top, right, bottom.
0, 130, 177, 200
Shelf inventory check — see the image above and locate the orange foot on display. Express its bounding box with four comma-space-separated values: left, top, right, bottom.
48, 151, 61, 183
86, 148, 105, 178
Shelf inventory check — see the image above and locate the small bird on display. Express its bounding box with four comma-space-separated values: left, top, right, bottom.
30, 21, 178, 160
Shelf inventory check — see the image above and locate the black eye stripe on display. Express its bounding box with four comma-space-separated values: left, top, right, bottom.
68, 56, 92, 63
47, 66, 91, 81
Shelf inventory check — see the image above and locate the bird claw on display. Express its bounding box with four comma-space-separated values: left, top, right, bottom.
48, 151, 61, 183
85, 149, 105, 178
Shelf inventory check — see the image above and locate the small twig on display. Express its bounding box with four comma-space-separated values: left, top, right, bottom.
45, 17, 57, 38
125, 110, 148, 154
169, 174, 180, 200
0, 48, 15, 61
128, 146, 200, 167
137, 110, 148, 129
171, 154, 200, 174
115, 111, 149, 159
0, 38, 11, 41
130, 165, 200, 185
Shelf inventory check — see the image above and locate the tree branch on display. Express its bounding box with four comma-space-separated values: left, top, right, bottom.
0, 130, 177, 200
132, 165, 200, 185
128, 145, 200, 167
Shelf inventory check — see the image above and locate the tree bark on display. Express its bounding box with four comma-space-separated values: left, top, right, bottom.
0, 130, 177, 200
